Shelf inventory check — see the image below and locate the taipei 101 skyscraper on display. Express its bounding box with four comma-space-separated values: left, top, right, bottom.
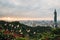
54, 9, 57, 28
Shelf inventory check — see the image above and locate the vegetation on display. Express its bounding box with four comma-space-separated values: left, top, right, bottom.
0, 20, 60, 40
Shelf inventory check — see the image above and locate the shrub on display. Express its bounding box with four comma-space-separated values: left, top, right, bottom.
16, 37, 25, 40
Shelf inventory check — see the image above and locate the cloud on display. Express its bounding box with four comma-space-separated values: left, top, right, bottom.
0, 0, 60, 20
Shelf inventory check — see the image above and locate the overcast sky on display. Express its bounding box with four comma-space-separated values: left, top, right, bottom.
0, 0, 60, 20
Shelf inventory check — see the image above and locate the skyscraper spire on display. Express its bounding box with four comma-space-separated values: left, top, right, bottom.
54, 9, 57, 28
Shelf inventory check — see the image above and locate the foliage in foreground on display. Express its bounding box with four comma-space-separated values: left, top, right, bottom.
0, 21, 60, 40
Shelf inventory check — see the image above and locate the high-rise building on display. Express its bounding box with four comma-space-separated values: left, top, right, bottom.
54, 9, 57, 28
